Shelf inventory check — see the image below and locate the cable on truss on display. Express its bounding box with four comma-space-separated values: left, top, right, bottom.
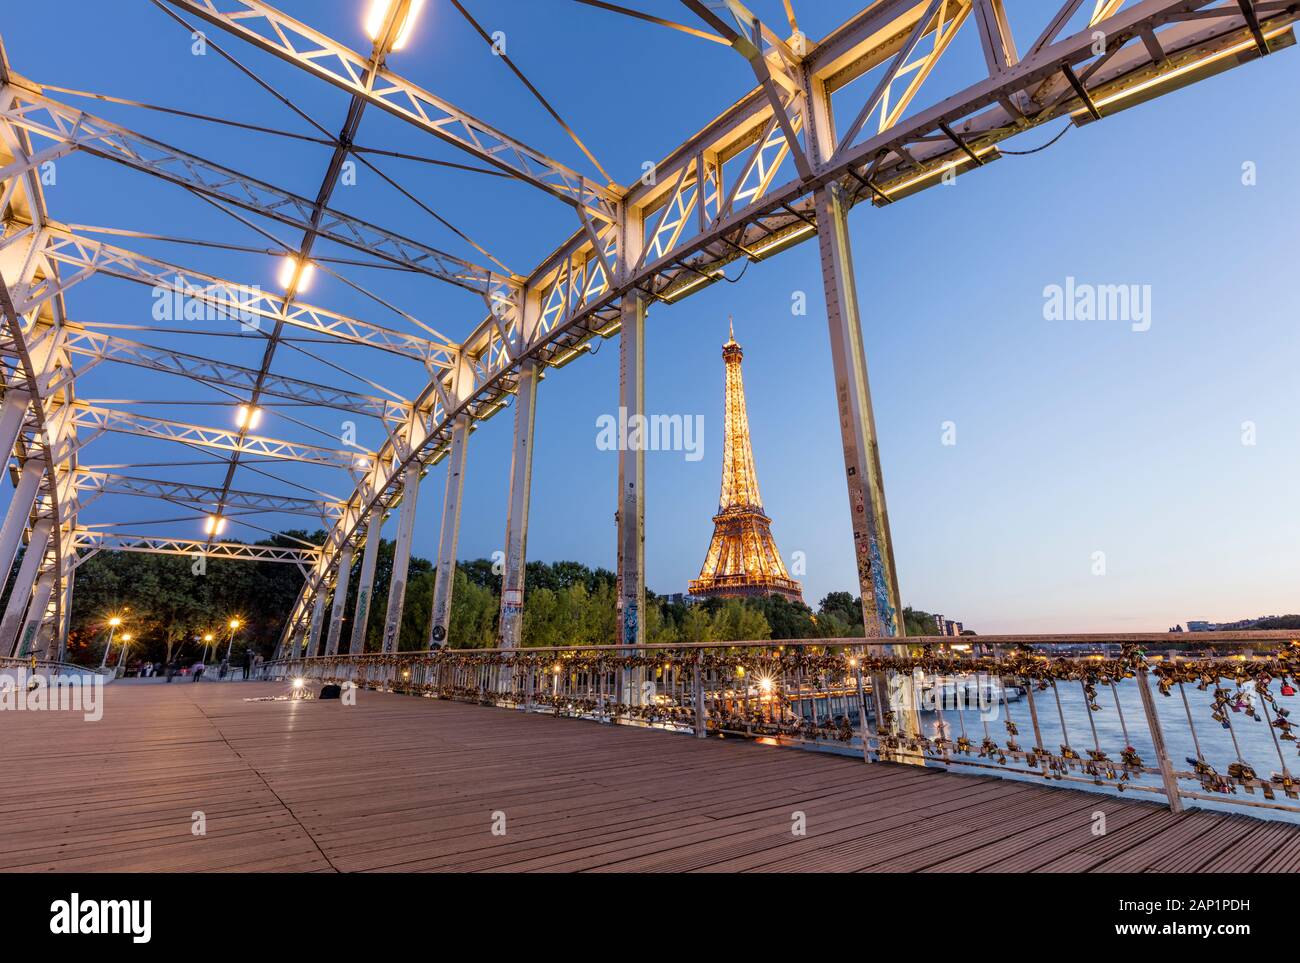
450, 0, 614, 184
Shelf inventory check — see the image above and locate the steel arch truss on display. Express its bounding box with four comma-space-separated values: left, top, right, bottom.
0, 0, 1293, 659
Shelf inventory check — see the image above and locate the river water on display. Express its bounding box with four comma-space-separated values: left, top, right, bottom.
912, 676, 1300, 822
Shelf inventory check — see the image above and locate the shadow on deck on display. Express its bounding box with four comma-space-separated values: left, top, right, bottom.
4, 680, 1300, 873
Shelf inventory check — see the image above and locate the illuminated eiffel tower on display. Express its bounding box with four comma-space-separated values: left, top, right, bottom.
689, 320, 802, 604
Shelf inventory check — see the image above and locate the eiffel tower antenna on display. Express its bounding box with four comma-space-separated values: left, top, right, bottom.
689, 323, 802, 603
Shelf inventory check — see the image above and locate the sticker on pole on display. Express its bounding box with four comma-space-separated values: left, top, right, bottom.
503, 589, 523, 606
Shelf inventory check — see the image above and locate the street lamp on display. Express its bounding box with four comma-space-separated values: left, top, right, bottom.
225, 618, 242, 661
203, 632, 215, 662
114, 633, 133, 674
99, 616, 123, 668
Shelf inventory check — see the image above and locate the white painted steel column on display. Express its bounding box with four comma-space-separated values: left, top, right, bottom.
616, 293, 646, 652
13, 569, 55, 658
0, 515, 52, 655
380, 463, 420, 654
813, 181, 920, 747
349, 508, 383, 655
0, 389, 29, 468
0, 456, 44, 590
305, 585, 327, 658
428, 414, 469, 647
324, 541, 354, 656
498, 360, 539, 649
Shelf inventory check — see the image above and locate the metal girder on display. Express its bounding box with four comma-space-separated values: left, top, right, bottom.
0, 171, 76, 661
680, 0, 813, 178
60, 325, 412, 421
161, 0, 621, 223
0, 88, 510, 297
70, 529, 319, 564
5, 225, 457, 366
65, 402, 376, 469
974, 0, 1020, 75
835, 0, 974, 151
73, 470, 343, 520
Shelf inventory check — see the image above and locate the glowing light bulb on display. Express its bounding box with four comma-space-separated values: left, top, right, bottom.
235, 405, 262, 430
277, 256, 314, 292
365, 0, 425, 49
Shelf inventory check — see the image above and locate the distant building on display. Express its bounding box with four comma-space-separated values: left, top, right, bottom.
1187, 621, 1216, 632
934, 614, 948, 636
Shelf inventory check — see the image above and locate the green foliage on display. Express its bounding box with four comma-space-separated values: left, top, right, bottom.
903, 606, 941, 636
69, 529, 325, 665
70, 534, 948, 663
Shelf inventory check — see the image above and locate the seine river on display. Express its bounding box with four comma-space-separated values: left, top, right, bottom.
914, 677, 1300, 821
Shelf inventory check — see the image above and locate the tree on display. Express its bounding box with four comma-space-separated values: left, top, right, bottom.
903, 606, 940, 636
447, 569, 498, 648
69, 539, 949, 662
711, 599, 771, 641
678, 605, 715, 644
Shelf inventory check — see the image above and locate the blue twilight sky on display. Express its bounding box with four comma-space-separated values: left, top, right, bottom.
4, 1, 1298, 633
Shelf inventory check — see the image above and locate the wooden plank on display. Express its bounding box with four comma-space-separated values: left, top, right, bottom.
3, 679, 1299, 873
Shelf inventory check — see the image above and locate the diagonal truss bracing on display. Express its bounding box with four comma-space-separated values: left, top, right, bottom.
73, 470, 343, 520
66, 402, 377, 469
70, 529, 319, 564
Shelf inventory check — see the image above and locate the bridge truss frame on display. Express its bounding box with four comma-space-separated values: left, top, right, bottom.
0, 0, 1293, 664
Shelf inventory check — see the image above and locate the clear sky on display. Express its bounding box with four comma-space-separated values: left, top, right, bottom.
6, 1, 1299, 633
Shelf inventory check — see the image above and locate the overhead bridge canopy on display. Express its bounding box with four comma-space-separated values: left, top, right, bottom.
0, 0, 1294, 661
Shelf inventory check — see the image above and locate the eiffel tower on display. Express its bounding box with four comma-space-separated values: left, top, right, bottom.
689, 320, 803, 604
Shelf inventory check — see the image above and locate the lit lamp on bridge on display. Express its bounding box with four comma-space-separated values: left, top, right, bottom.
98, 616, 123, 669
364, 0, 425, 49
114, 634, 133, 673
234, 404, 262, 430
203, 632, 215, 662
277, 255, 315, 293
225, 619, 242, 662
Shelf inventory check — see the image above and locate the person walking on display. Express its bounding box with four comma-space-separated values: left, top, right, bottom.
242, 647, 253, 680
192, 659, 205, 682
166, 658, 177, 683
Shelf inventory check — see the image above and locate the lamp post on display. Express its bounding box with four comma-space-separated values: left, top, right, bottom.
203, 633, 214, 662
99, 616, 123, 668
114, 633, 133, 674
225, 618, 242, 661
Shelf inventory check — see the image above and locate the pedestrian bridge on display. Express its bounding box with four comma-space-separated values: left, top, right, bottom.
5, 635, 1300, 873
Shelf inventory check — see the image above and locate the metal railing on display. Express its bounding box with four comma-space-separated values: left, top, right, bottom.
260, 632, 1300, 819
0, 655, 113, 681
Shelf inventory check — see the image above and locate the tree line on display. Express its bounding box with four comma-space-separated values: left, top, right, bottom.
66, 531, 942, 665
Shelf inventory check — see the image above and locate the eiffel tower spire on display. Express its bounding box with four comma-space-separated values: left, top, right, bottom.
689, 320, 802, 603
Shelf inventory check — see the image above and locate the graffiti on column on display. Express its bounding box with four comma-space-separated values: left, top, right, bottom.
622, 602, 638, 648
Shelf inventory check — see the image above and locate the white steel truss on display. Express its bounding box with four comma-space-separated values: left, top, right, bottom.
73, 470, 343, 521
70, 530, 319, 565
65, 402, 377, 469
61, 326, 413, 422
7, 225, 458, 367
0, 0, 1292, 658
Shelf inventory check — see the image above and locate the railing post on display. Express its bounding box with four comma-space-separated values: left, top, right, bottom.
693, 662, 707, 738
854, 657, 873, 763
1135, 659, 1184, 814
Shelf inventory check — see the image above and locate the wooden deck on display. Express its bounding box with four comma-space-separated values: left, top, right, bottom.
3, 679, 1299, 873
